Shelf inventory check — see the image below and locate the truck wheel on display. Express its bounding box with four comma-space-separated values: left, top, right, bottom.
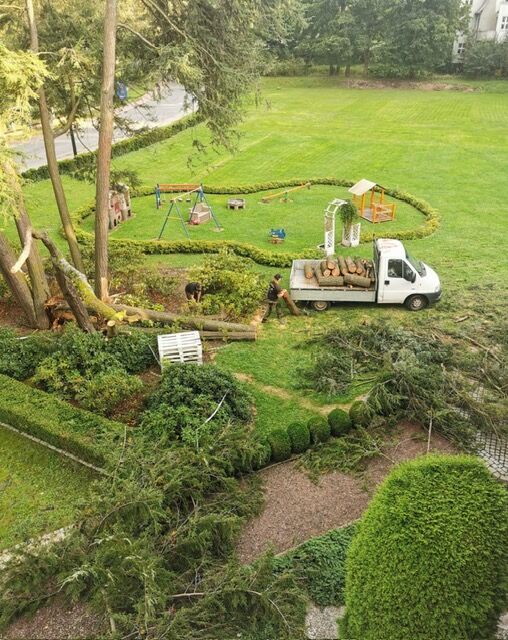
312, 300, 330, 312
405, 295, 428, 311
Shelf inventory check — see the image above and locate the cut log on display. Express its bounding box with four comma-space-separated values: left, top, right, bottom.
326, 258, 336, 271
200, 330, 256, 341
337, 256, 348, 276
317, 275, 344, 286
345, 256, 357, 274
111, 303, 254, 332
281, 290, 301, 316
320, 260, 331, 277
304, 263, 315, 280
331, 267, 341, 277
106, 320, 118, 338
344, 273, 372, 288
354, 258, 364, 276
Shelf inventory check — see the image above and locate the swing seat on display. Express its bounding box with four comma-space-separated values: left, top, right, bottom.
189, 203, 211, 225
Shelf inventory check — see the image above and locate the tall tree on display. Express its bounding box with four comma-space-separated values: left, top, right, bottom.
94, 0, 117, 300
0, 43, 50, 328
24, 0, 84, 272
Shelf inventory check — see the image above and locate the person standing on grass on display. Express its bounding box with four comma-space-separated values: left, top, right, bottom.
262, 274, 286, 322
185, 281, 203, 303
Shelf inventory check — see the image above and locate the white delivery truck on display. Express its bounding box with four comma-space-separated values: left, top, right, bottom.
290, 238, 441, 312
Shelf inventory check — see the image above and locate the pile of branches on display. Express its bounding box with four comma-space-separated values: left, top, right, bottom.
0, 424, 305, 639
299, 321, 507, 447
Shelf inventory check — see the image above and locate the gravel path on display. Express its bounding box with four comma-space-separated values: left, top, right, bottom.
237, 423, 455, 563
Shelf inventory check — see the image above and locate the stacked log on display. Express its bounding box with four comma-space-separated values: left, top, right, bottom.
311, 255, 376, 290
304, 263, 315, 280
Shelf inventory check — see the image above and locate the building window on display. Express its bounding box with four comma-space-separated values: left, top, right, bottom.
501, 16, 508, 30
457, 42, 466, 55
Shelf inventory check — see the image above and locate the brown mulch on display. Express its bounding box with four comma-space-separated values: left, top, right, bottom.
237, 422, 456, 563
346, 79, 476, 92
3, 599, 107, 640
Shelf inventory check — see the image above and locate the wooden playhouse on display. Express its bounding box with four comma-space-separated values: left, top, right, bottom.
348, 179, 395, 223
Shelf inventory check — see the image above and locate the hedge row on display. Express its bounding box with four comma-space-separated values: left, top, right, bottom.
265, 408, 354, 463
73, 178, 439, 268
0, 374, 125, 467
21, 112, 202, 183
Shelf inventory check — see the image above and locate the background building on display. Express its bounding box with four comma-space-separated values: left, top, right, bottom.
453, 0, 508, 61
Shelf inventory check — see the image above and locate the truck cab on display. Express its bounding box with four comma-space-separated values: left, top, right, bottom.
374, 239, 441, 310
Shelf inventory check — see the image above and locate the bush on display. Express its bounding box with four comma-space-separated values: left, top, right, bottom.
308, 416, 331, 444
77, 369, 144, 416
349, 400, 370, 427
267, 428, 292, 462
141, 364, 253, 442
327, 408, 353, 437
287, 421, 310, 453
105, 332, 156, 373
0, 329, 55, 380
343, 455, 508, 640
463, 39, 508, 78
275, 524, 357, 606
189, 249, 265, 320
0, 374, 124, 466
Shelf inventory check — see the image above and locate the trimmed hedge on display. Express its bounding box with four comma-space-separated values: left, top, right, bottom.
0, 374, 125, 466
287, 421, 311, 453
349, 400, 370, 427
327, 408, 353, 437
268, 428, 292, 462
343, 455, 508, 640
21, 113, 202, 182
72, 177, 439, 268
308, 416, 331, 444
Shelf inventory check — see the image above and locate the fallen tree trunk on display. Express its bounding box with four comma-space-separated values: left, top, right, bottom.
344, 273, 372, 288
281, 291, 301, 316
118, 326, 256, 341
111, 303, 254, 332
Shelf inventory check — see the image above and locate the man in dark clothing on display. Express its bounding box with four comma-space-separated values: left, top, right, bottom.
185, 281, 202, 303
262, 274, 286, 322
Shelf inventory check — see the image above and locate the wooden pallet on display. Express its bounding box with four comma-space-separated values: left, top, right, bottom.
157, 331, 203, 368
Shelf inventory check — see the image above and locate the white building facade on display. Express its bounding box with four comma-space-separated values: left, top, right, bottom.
453, 0, 508, 61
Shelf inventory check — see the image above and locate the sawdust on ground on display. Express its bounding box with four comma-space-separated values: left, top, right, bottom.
237, 422, 455, 563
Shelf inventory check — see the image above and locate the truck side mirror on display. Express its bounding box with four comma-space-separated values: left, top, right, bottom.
410, 271, 416, 283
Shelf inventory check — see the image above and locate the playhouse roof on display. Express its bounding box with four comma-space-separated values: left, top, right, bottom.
348, 179, 377, 196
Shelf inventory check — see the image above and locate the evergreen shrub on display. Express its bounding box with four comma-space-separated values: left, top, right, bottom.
327, 408, 353, 436
343, 455, 508, 640
349, 400, 370, 427
287, 421, 311, 453
308, 416, 331, 444
0, 373, 124, 465
268, 428, 292, 462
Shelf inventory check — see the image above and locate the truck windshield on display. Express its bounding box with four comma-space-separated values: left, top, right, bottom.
406, 251, 426, 276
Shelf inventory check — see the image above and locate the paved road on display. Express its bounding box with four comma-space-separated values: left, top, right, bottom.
13, 82, 192, 170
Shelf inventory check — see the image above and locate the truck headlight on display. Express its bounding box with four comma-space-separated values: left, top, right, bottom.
434, 285, 440, 292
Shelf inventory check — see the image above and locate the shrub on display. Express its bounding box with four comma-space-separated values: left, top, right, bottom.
0, 373, 124, 466
308, 416, 331, 444
268, 428, 292, 462
0, 329, 55, 380
343, 455, 508, 640
327, 408, 353, 437
32, 355, 84, 397
287, 421, 311, 453
189, 249, 265, 320
77, 369, 144, 416
142, 364, 253, 441
105, 332, 156, 373
275, 524, 357, 606
349, 400, 370, 427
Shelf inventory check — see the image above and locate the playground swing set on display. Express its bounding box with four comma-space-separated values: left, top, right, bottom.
156, 183, 223, 240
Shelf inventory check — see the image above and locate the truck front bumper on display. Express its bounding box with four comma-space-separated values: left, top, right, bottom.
427, 288, 442, 304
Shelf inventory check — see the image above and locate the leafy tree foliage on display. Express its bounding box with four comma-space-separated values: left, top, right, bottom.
462, 38, 508, 77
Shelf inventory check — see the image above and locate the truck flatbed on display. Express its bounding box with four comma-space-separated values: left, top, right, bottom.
289, 259, 377, 303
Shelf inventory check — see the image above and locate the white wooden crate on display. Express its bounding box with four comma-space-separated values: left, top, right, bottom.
157, 331, 203, 368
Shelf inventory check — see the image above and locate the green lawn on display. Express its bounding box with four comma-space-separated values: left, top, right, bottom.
13, 74, 508, 440
0, 427, 93, 549
81, 186, 422, 253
